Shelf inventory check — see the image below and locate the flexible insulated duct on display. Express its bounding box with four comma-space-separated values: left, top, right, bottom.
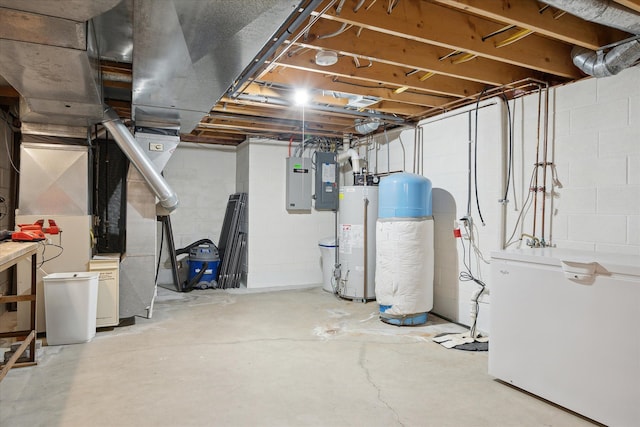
541, 0, 640, 77
541, 0, 640, 33
572, 41, 640, 77
102, 107, 179, 212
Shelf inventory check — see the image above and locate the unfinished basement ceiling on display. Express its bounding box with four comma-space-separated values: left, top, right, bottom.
1, 0, 639, 144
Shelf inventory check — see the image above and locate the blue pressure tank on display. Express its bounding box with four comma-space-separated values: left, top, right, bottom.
378, 173, 432, 218
376, 172, 434, 326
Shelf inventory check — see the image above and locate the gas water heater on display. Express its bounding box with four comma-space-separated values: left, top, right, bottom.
338, 185, 378, 301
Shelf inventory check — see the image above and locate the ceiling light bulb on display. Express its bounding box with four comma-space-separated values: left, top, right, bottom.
294, 88, 309, 105
315, 50, 338, 66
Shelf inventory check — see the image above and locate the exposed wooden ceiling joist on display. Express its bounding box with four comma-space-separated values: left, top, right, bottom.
182, 0, 638, 145
431, 0, 629, 50
292, 18, 542, 86
211, 99, 356, 128
180, 133, 244, 146
613, 0, 640, 13
262, 65, 457, 109
273, 48, 486, 98
314, 1, 582, 78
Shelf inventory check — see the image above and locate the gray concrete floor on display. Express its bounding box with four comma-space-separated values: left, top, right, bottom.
1, 286, 596, 427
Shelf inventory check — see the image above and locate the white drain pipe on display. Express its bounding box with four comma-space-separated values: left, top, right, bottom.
102, 107, 179, 212
337, 147, 362, 173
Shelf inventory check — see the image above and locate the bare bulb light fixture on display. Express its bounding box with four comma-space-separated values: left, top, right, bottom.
294, 88, 309, 106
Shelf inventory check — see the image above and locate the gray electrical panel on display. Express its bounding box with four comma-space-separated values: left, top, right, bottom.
286, 157, 312, 211
314, 151, 339, 210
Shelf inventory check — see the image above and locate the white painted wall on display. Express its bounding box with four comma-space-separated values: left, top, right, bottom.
150, 67, 640, 327
548, 67, 640, 254
156, 142, 237, 286
368, 66, 640, 332
369, 103, 504, 332
238, 138, 335, 289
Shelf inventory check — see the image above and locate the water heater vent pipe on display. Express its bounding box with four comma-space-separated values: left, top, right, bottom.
337, 147, 362, 173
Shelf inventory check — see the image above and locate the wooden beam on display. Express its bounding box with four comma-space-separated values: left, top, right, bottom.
211, 98, 354, 130
0, 331, 35, 382
218, 95, 391, 125
315, 1, 582, 78
180, 133, 243, 146
260, 67, 456, 108
0, 86, 19, 97
276, 47, 486, 98
210, 101, 355, 128
215, 95, 358, 126
432, 0, 629, 50
370, 100, 428, 116
613, 0, 640, 13
295, 19, 539, 85
199, 121, 342, 138
207, 109, 347, 133
240, 82, 352, 107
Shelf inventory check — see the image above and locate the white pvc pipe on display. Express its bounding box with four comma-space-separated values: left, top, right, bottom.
337, 147, 362, 173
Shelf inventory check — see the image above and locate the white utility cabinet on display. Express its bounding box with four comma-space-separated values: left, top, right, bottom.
490, 248, 640, 427
89, 254, 120, 328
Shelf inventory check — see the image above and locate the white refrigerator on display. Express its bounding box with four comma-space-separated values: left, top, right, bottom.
490, 248, 640, 426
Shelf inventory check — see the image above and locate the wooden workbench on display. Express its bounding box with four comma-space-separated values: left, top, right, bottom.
0, 241, 38, 381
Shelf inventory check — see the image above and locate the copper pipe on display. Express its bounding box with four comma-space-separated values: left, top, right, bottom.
532, 87, 543, 240
540, 86, 550, 243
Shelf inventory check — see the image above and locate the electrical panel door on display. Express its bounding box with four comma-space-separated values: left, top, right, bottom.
314, 152, 338, 210
286, 157, 311, 211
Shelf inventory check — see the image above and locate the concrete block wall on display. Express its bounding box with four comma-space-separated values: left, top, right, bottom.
162, 142, 237, 248
549, 67, 640, 254
156, 142, 237, 286
370, 103, 505, 333
240, 138, 334, 289
367, 66, 640, 332
236, 142, 250, 284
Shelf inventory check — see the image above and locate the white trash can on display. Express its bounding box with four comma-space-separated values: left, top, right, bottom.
43, 272, 99, 345
318, 237, 337, 293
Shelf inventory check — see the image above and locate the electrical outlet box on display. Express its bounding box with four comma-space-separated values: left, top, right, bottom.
314, 151, 338, 210
286, 157, 311, 211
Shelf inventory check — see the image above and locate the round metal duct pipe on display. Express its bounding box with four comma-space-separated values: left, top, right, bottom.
102, 107, 179, 212
572, 41, 640, 77
541, 0, 640, 77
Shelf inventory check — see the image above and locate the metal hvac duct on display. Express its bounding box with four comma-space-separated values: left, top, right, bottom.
572, 42, 640, 77
541, 0, 640, 77
102, 107, 179, 212
0, 0, 122, 125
